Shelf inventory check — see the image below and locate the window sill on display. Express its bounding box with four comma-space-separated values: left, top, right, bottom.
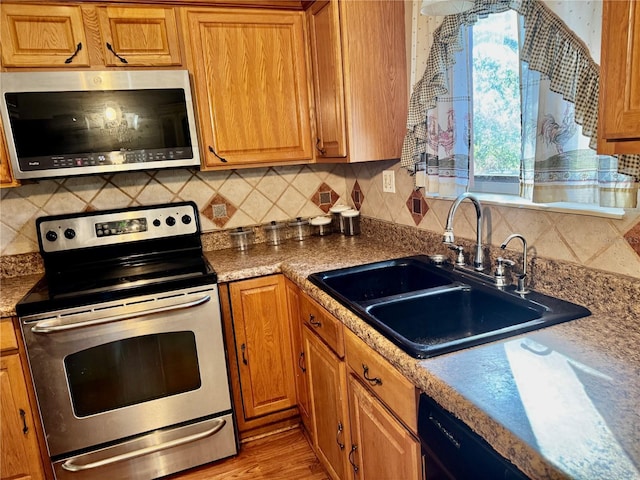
425, 192, 628, 219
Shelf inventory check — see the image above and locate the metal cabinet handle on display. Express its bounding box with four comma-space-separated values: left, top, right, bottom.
61, 418, 226, 472
31, 295, 211, 334
106, 42, 128, 64
309, 314, 321, 327
19, 409, 28, 434
298, 351, 306, 373
349, 444, 359, 473
315, 138, 327, 156
241, 343, 248, 365
65, 43, 82, 64
208, 146, 227, 163
336, 422, 345, 450
362, 364, 382, 386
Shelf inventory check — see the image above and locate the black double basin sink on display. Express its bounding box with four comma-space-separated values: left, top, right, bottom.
308, 256, 591, 358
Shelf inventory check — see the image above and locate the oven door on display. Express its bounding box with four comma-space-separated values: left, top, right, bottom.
20, 285, 231, 458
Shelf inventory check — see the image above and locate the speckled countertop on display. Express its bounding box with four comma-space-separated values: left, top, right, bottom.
1, 228, 638, 480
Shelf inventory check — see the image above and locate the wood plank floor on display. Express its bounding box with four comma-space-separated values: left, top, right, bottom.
165, 427, 329, 480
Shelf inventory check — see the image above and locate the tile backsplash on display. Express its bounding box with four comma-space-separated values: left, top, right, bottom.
1, 160, 639, 280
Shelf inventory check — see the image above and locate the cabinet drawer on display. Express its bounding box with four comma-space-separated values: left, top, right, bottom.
0, 318, 18, 353
300, 293, 344, 358
345, 328, 418, 433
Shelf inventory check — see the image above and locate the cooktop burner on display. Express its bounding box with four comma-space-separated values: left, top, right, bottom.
16, 202, 217, 317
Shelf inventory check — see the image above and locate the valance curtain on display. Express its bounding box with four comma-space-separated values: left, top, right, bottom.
401, 0, 639, 208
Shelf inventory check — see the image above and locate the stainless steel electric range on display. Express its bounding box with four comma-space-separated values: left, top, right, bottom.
16, 201, 237, 480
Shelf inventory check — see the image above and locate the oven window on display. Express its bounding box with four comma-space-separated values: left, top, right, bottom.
64, 332, 201, 417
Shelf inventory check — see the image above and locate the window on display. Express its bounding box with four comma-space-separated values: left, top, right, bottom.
471, 10, 521, 195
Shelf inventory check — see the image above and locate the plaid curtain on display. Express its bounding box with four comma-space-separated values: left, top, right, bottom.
402, 0, 639, 206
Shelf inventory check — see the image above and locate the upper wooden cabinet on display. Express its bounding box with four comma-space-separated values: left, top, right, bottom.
1, 4, 90, 67
97, 6, 182, 66
307, 0, 408, 163
1, 3, 182, 68
0, 120, 18, 188
598, 0, 640, 154
182, 8, 313, 169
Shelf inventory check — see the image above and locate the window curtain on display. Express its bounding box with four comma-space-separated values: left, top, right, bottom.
401, 0, 639, 208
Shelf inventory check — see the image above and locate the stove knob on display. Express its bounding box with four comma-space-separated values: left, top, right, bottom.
153, 219, 161, 227
166, 216, 176, 227
64, 228, 76, 240
181, 215, 192, 225
45, 230, 58, 242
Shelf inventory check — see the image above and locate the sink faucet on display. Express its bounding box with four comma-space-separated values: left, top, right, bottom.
443, 192, 484, 271
500, 233, 529, 294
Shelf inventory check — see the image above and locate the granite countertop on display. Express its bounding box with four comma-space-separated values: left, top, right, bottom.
2, 235, 639, 479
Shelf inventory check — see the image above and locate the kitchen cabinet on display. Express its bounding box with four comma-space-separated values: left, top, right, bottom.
1, 3, 182, 68
0, 318, 47, 480
306, 0, 408, 163
0, 120, 18, 188
344, 328, 422, 480
598, 0, 640, 154
286, 277, 313, 437
220, 275, 299, 439
182, 8, 313, 169
300, 292, 349, 480
298, 288, 423, 480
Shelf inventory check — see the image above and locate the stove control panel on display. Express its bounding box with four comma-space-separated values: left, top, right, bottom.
37, 202, 200, 253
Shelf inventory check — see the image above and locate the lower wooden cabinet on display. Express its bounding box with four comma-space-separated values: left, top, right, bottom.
296, 289, 423, 480
303, 325, 351, 480
347, 375, 422, 480
220, 275, 298, 439
1, 318, 46, 480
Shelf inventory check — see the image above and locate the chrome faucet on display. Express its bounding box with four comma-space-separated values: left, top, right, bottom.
500, 233, 529, 294
443, 192, 484, 271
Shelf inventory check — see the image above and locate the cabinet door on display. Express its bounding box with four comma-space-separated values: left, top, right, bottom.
304, 326, 350, 480
598, 0, 640, 154
97, 7, 182, 67
1, 4, 89, 67
307, 0, 347, 159
1, 120, 18, 188
1, 354, 45, 480
285, 278, 313, 436
183, 8, 313, 168
347, 375, 422, 480
229, 275, 297, 419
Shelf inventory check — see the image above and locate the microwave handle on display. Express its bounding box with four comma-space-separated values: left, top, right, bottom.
31, 295, 210, 334
61, 417, 226, 472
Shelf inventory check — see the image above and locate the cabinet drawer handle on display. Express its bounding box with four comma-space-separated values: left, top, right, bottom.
241, 343, 248, 365
309, 314, 321, 327
19, 408, 28, 434
349, 444, 359, 473
298, 351, 306, 373
315, 138, 327, 156
106, 42, 128, 64
208, 146, 228, 163
362, 364, 382, 386
65, 43, 82, 64
336, 421, 345, 450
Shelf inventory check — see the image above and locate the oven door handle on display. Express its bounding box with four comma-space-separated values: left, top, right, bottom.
60, 417, 226, 472
31, 295, 211, 334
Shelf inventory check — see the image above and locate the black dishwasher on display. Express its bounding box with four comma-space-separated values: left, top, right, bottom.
419, 394, 528, 479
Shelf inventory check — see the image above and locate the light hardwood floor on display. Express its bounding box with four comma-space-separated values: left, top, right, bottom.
165, 427, 329, 480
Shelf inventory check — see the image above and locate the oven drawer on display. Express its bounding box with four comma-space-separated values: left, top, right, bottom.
53, 414, 237, 480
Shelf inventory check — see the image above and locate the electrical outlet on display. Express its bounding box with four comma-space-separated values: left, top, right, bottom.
382, 170, 396, 193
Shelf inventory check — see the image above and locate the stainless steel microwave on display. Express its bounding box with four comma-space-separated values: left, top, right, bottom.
0, 70, 201, 180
